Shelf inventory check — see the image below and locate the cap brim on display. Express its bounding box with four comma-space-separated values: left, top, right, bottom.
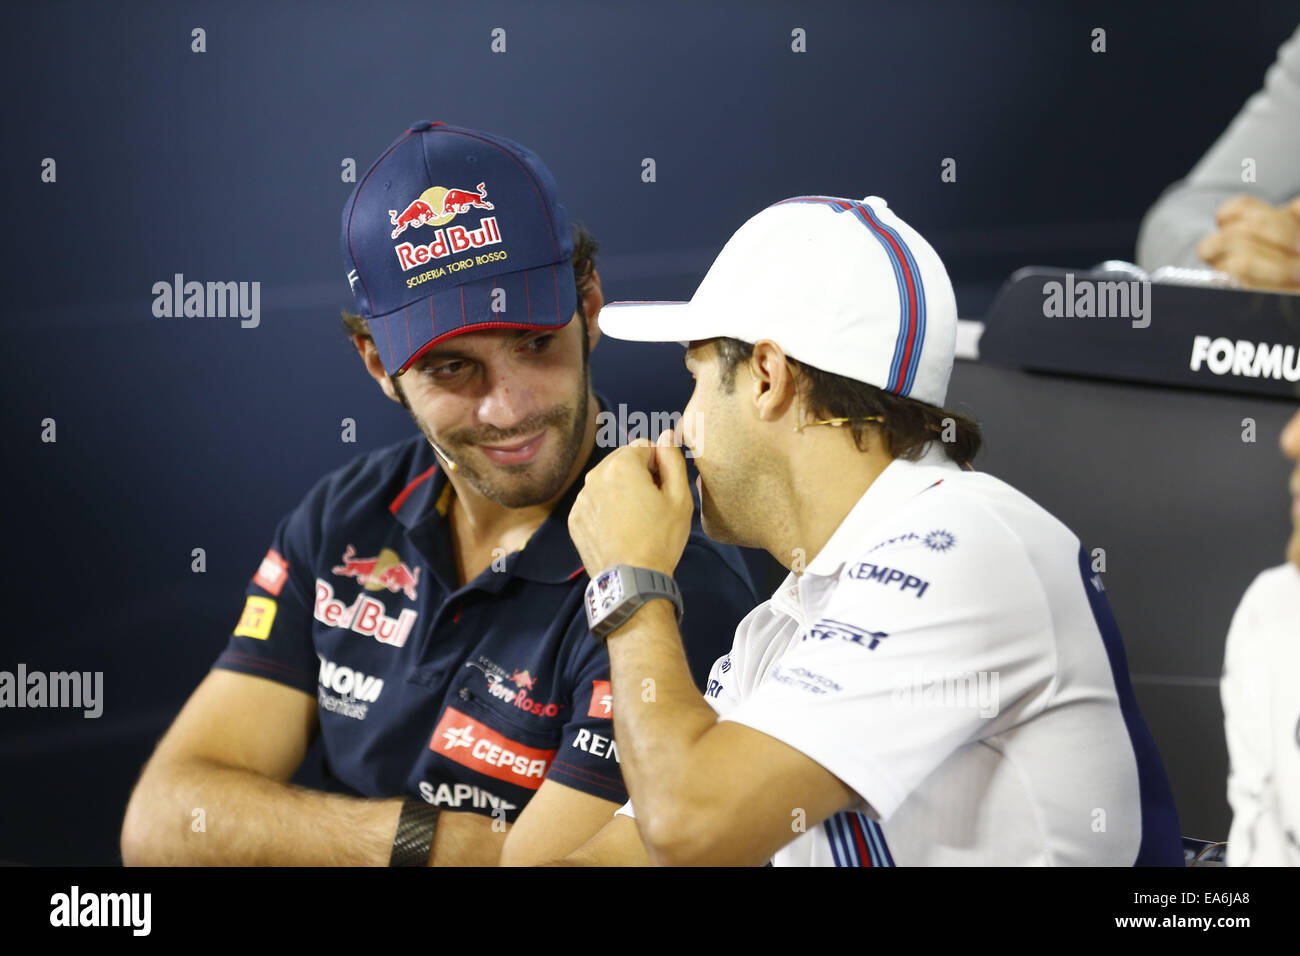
598, 300, 710, 348
370, 261, 578, 375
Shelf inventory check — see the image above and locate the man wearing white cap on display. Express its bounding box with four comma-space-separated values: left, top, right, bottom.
562, 194, 1184, 866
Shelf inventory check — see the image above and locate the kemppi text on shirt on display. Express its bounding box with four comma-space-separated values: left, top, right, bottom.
621, 441, 1182, 865
213, 420, 756, 821
1222, 563, 1300, 866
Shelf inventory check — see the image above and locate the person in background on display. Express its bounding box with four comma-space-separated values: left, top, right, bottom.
1137, 25, 1300, 290
1221, 408, 1300, 866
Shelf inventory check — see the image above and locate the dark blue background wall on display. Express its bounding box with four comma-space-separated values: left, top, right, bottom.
3, 0, 1297, 864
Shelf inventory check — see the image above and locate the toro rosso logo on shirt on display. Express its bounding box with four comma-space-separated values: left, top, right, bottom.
803, 618, 889, 651
465, 659, 565, 716
430, 707, 556, 790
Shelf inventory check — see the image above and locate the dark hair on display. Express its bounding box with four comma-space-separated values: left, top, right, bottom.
341, 222, 600, 341
713, 337, 982, 466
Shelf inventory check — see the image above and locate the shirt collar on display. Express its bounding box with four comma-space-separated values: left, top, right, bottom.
764, 442, 961, 620
803, 441, 963, 578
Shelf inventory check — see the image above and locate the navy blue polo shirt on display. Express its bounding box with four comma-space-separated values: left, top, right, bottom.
213, 418, 758, 820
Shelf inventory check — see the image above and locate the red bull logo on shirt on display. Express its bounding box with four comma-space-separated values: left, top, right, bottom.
331, 545, 420, 601
313, 579, 418, 648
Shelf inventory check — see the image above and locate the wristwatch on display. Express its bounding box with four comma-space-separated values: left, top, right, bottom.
584, 565, 684, 641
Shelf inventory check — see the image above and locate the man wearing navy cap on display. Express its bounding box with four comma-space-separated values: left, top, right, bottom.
120, 123, 756, 866
562, 194, 1182, 866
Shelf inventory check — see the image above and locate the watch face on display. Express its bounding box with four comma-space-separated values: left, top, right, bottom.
587, 567, 625, 621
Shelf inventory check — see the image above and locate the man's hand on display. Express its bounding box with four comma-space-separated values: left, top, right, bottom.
568, 431, 694, 578
1197, 194, 1300, 289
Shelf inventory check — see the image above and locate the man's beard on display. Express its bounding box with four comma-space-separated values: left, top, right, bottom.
693, 438, 772, 550
394, 372, 590, 509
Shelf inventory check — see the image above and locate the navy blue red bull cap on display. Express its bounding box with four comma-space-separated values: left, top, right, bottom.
341, 122, 578, 375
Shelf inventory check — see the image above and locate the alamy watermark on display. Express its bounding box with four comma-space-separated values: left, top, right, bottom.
1041, 273, 1149, 329
0, 664, 103, 718
50, 885, 150, 935
152, 273, 260, 328
890, 666, 1000, 718
595, 404, 701, 457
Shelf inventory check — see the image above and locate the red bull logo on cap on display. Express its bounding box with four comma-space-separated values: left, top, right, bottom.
388, 183, 504, 272
331, 544, 421, 601
389, 182, 495, 238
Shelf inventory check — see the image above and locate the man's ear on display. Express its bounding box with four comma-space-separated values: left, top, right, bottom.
354, 334, 402, 403
582, 267, 604, 353
749, 340, 796, 423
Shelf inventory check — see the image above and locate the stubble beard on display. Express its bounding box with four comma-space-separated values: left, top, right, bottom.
397, 370, 591, 509
695, 437, 771, 550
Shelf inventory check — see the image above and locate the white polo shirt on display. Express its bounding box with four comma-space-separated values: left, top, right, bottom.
619, 442, 1182, 865
1222, 562, 1300, 866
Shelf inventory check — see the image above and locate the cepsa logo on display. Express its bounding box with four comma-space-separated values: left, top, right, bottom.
430, 707, 556, 790
389, 182, 502, 272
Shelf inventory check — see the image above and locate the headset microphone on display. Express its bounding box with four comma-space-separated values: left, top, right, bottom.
427, 437, 459, 472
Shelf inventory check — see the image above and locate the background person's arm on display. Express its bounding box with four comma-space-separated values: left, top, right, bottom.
1136, 25, 1300, 275
120, 669, 507, 866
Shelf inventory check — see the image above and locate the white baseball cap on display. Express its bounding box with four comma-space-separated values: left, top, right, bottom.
598, 195, 958, 406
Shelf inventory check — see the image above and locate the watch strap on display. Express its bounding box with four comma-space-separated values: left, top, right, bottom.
390, 798, 439, 866
631, 566, 681, 614
588, 564, 683, 640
